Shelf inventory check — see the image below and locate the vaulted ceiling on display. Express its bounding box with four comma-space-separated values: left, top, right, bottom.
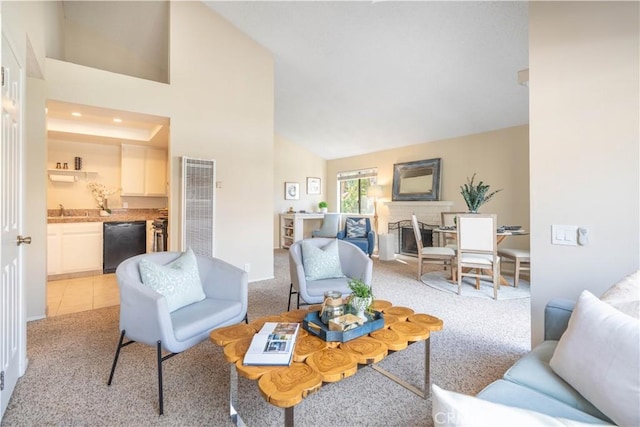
53, 1, 529, 160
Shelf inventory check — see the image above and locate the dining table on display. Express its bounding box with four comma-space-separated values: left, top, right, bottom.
432, 227, 529, 286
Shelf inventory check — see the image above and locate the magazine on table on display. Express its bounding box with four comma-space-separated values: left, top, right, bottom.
243, 322, 300, 366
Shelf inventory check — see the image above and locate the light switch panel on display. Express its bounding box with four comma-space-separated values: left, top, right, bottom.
552, 225, 578, 246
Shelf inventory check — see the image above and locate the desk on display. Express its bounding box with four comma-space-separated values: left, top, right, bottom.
210, 301, 443, 427
280, 213, 325, 249
432, 228, 529, 286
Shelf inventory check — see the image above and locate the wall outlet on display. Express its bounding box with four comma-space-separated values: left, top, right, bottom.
122, 202, 128, 209
244, 263, 250, 273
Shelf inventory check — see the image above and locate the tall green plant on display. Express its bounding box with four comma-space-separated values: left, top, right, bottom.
459, 173, 502, 213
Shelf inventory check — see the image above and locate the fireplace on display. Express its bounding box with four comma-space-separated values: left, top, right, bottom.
388, 220, 435, 256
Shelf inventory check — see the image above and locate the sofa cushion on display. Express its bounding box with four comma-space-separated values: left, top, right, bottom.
345, 217, 367, 238
550, 290, 640, 427
301, 239, 345, 280
435, 384, 609, 426
139, 248, 206, 313
600, 270, 639, 319
503, 341, 611, 422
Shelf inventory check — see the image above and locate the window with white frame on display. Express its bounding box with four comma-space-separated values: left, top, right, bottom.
337, 168, 377, 214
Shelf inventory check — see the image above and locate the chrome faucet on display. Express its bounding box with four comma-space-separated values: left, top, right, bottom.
59, 204, 66, 217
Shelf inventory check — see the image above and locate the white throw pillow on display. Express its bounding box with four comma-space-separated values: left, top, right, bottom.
139, 248, 206, 312
549, 290, 640, 427
301, 239, 345, 281
431, 384, 602, 427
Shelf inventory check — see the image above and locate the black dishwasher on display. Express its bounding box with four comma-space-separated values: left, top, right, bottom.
103, 221, 147, 274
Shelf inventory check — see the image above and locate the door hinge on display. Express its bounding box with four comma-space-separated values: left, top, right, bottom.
1, 371, 4, 391
1, 67, 4, 87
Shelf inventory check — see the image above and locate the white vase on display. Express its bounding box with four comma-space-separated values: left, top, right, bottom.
350, 296, 372, 321
320, 207, 328, 213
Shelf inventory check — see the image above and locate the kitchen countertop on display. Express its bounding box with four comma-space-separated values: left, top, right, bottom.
47, 208, 165, 224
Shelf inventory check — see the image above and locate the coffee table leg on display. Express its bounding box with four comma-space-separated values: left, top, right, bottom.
369, 336, 431, 399
424, 336, 431, 397
285, 406, 294, 427
229, 364, 247, 426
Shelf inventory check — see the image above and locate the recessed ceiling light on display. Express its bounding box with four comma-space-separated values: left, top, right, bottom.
71, 112, 82, 117
113, 118, 122, 123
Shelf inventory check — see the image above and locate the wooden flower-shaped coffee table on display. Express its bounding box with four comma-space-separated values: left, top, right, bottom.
210, 301, 443, 426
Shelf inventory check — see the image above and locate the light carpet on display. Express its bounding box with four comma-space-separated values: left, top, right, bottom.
1, 251, 530, 427
421, 270, 530, 300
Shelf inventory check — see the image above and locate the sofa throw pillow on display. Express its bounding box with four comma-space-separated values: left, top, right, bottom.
139, 248, 206, 313
301, 239, 345, 281
549, 290, 640, 427
431, 384, 598, 427
600, 270, 639, 319
346, 217, 367, 238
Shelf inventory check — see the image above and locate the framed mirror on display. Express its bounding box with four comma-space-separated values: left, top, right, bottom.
392, 158, 441, 201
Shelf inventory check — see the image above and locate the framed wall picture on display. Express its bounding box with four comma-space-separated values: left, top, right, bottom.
285, 182, 299, 200
306, 177, 321, 195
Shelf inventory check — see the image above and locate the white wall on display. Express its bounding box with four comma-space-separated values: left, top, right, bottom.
273, 134, 327, 248
529, 2, 640, 344
169, 2, 274, 280
25, 78, 48, 320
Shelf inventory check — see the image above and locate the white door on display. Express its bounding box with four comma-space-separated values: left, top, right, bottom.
1, 34, 27, 419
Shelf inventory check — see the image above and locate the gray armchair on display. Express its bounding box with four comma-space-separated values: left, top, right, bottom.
107, 251, 248, 415
287, 238, 373, 310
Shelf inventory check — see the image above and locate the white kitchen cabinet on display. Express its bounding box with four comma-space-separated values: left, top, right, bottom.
47, 224, 62, 275
121, 144, 167, 196
47, 222, 103, 275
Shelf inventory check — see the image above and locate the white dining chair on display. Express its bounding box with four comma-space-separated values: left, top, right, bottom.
456, 214, 500, 299
411, 214, 456, 280
440, 211, 465, 250
497, 247, 530, 287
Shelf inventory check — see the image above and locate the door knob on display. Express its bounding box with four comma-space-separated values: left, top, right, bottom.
16, 235, 32, 245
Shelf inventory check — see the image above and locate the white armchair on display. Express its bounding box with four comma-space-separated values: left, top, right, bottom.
107, 251, 248, 415
288, 238, 373, 310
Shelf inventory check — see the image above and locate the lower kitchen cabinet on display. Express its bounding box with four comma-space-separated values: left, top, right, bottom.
47, 222, 103, 275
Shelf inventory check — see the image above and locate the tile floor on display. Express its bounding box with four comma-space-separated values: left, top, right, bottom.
47, 273, 120, 317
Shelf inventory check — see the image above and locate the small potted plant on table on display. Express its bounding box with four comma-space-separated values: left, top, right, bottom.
318, 201, 328, 213
347, 279, 374, 321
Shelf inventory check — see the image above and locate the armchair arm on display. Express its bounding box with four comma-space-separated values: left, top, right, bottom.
117, 275, 174, 348
544, 298, 576, 341
197, 257, 248, 311
366, 230, 375, 255
339, 241, 373, 285
337, 230, 346, 239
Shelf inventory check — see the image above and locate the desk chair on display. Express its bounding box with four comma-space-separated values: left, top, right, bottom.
311, 213, 340, 238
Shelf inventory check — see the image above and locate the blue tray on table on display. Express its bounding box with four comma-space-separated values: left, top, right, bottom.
302, 310, 384, 342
